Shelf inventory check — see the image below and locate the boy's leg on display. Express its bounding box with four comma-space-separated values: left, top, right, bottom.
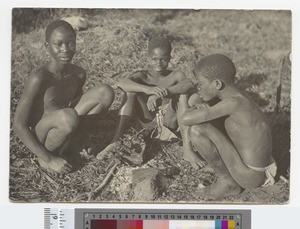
190, 123, 266, 199
35, 108, 79, 154
177, 94, 206, 169
113, 92, 155, 141
73, 84, 114, 116
113, 92, 137, 142
163, 98, 178, 131
97, 91, 154, 159
69, 84, 114, 153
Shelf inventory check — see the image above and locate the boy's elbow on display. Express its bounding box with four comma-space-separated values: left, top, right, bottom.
181, 114, 191, 126
13, 119, 26, 135
174, 70, 186, 81
12, 120, 21, 134
116, 81, 125, 90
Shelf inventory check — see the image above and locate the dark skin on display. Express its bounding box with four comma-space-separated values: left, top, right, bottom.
13, 26, 114, 173
97, 47, 196, 160
117, 48, 193, 114
180, 71, 273, 199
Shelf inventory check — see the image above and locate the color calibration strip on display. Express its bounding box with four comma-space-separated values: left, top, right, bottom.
44, 208, 250, 229
89, 219, 236, 229
83, 212, 243, 229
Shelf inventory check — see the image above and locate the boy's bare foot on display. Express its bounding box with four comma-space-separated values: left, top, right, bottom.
200, 164, 215, 173
182, 152, 207, 169
195, 179, 242, 200
38, 155, 72, 174
96, 142, 119, 160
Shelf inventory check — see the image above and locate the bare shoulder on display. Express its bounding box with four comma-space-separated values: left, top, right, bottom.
70, 64, 86, 80
28, 66, 51, 85
215, 96, 240, 113
128, 70, 147, 79
126, 70, 148, 84
171, 70, 187, 81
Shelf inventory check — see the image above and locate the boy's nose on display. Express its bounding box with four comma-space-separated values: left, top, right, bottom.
157, 60, 163, 65
60, 43, 69, 52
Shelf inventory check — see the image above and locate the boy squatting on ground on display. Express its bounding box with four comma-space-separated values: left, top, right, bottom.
97, 37, 207, 168
179, 54, 277, 199
13, 20, 115, 174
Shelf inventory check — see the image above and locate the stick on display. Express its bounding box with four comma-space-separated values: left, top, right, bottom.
29, 158, 60, 187
88, 159, 121, 201
274, 56, 285, 113
279, 175, 288, 183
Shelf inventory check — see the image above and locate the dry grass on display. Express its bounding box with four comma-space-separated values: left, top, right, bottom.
10, 9, 291, 203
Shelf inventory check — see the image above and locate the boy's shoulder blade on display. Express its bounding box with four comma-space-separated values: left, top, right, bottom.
221, 95, 242, 111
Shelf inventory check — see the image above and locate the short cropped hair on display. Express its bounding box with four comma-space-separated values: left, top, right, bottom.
148, 37, 172, 54
195, 54, 236, 84
45, 20, 76, 42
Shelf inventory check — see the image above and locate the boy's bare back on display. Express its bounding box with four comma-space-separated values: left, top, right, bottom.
222, 89, 273, 168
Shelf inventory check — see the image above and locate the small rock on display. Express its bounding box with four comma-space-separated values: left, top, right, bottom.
132, 168, 159, 184
133, 179, 158, 201
62, 16, 89, 31
132, 168, 159, 201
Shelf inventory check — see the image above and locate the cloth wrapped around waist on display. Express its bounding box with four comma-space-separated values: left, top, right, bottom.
139, 103, 179, 141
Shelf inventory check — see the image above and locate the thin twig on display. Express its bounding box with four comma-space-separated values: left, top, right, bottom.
279, 175, 288, 183
88, 159, 121, 201
29, 158, 60, 187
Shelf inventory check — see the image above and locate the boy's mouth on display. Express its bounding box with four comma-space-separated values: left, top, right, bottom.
155, 66, 166, 72
59, 56, 72, 62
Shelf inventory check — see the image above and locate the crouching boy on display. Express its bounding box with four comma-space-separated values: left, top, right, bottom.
180, 54, 277, 199
13, 20, 115, 174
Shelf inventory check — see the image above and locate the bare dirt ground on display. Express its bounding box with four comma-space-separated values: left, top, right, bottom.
10, 9, 291, 203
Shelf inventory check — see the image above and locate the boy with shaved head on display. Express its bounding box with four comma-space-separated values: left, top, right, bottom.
97, 37, 202, 167
13, 20, 115, 174
180, 54, 277, 200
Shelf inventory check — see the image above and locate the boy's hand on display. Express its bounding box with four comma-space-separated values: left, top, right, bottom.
147, 95, 159, 111
194, 103, 210, 109
38, 155, 72, 174
145, 86, 168, 98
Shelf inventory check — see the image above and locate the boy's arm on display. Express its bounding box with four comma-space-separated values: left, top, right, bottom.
166, 71, 195, 95
181, 97, 238, 126
74, 67, 86, 97
13, 73, 71, 173
117, 72, 168, 97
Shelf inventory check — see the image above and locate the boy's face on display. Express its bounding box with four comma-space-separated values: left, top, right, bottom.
47, 26, 76, 65
149, 48, 171, 73
193, 71, 218, 101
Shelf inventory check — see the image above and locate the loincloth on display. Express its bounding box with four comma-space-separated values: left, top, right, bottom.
139, 103, 179, 141
245, 157, 277, 187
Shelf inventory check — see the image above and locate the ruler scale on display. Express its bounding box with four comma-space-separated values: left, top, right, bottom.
45, 209, 251, 229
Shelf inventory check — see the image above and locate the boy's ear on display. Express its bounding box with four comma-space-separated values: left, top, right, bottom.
214, 79, 224, 90
44, 42, 50, 50
167, 54, 171, 61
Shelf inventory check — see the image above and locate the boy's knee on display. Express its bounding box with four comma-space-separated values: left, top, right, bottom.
122, 92, 138, 104
189, 125, 206, 138
59, 108, 79, 133
126, 92, 137, 98
94, 84, 115, 103
188, 93, 200, 107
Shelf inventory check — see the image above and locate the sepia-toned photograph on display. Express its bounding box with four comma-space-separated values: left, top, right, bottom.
10, 8, 291, 203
